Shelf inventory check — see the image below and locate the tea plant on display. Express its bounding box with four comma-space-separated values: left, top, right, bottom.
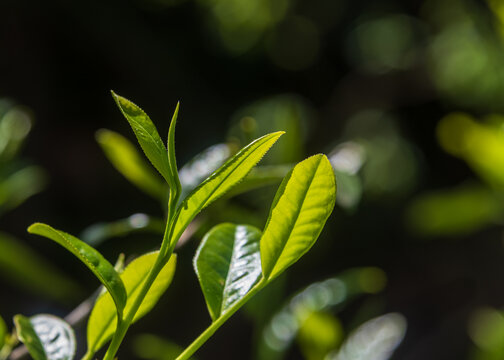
6, 92, 336, 360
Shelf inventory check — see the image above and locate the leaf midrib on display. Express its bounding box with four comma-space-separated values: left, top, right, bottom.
266, 156, 323, 277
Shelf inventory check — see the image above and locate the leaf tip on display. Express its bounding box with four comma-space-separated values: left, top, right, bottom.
27, 222, 43, 234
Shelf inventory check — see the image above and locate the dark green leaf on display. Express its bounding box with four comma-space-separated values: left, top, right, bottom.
96, 129, 166, 199
111, 91, 172, 185
260, 155, 336, 280
171, 132, 283, 246
86, 252, 177, 355
194, 223, 262, 321
0, 232, 83, 302
14, 315, 46, 360
27, 223, 127, 317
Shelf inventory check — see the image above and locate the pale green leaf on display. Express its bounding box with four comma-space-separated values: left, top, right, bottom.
27, 223, 127, 317
111, 91, 172, 186
171, 132, 284, 246
194, 223, 262, 321
297, 311, 343, 360
86, 252, 177, 355
14, 315, 46, 360
260, 154, 336, 280
0, 314, 6, 350
0, 232, 83, 302
330, 313, 406, 360
96, 129, 166, 199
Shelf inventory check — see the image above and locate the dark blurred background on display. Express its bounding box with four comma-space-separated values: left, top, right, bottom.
3, 0, 504, 359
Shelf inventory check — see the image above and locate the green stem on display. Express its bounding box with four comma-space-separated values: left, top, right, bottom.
175, 278, 268, 360
103, 195, 177, 360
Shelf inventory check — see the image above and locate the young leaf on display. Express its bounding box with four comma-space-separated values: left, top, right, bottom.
27, 223, 127, 317
111, 91, 172, 186
167, 102, 182, 207
86, 252, 177, 355
171, 132, 284, 246
0, 314, 6, 350
194, 223, 262, 321
13, 315, 46, 360
260, 154, 336, 281
96, 129, 167, 199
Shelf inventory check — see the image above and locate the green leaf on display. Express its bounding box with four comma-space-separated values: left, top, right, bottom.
171, 132, 284, 246
167, 102, 182, 208
27, 223, 127, 317
194, 223, 262, 321
0, 166, 47, 215
86, 252, 177, 355
260, 154, 336, 281
179, 144, 232, 200
14, 315, 46, 360
111, 91, 172, 186
297, 311, 343, 360
329, 313, 406, 360
96, 129, 166, 199
0, 314, 6, 350
0, 232, 83, 302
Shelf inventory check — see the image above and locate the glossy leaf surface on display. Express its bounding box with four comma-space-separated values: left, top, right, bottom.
87, 252, 177, 354
31, 315, 76, 360
171, 132, 283, 245
194, 223, 262, 321
260, 154, 336, 280
14, 315, 46, 360
111, 92, 172, 185
330, 313, 406, 360
96, 129, 166, 199
27, 223, 126, 316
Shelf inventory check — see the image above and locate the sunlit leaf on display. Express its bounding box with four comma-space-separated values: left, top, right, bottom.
27, 223, 126, 316
0, 232, 82, 302
194, 223, 262, 321
86, 252, 177, 355
14, 315, 46, 360
170, 132, 284, 246
96, 129, 166, 199
80, 213, 164, 246
167, 102, 182, 209
111, 91, 172, 186
330, 313, 407, 360
297, 311, 343, 360
0, 314, 6, 350
260, 154, 336, 280
406, 184, 502, 236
